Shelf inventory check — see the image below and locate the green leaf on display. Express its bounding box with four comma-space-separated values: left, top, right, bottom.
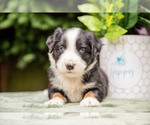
121, 13, 138, 29
104, 25, 127, 40
38, 39, 46, 51
10, 45, 20, 55
18, 14, 29, 24
22, 54, 35, 62
0, 14, 18, 29
17, 54, 36, 69
123, 0, 138, 12
139, 16, 150, 26
120, 0, 138, 29
140, 5, 150, 12
1, 41, 10, 50
78, 3, 100, 13
78, 15, 101, 31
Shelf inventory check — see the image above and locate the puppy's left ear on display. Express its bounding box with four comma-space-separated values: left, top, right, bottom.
87, 32, 102, 56
46, 27, 63, 53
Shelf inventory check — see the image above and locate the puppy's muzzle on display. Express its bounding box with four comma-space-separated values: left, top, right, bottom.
66, 63, 76, 70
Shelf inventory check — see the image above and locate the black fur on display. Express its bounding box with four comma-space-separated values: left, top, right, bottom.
48, 84, 70, 102
46, 27, 108, 103
76, 31, 102, 68
46, 27, 64, 62
82, 63, 108, 102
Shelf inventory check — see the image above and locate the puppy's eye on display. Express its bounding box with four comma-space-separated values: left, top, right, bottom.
59, 46, 65, 52
79, 48, 85, 53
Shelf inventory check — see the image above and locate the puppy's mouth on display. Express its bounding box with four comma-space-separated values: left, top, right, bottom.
60, 70, 81, 78
58, 70, 75, 74
66, 70, 73, 73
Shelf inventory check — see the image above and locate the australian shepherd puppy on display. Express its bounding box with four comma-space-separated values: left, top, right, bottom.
45, 27, 108, 106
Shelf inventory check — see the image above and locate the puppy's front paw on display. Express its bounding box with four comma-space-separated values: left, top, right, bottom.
80, 97, 100, 106
44, 97, 65, 105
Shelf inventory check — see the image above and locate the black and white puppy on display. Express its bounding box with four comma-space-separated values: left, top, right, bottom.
45, 27, 108, 106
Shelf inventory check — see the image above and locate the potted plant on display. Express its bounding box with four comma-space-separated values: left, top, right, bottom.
77, 0, 150, 98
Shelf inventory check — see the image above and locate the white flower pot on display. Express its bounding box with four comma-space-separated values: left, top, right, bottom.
100, 35, 150, 98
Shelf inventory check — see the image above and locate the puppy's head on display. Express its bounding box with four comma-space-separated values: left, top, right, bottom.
46, 27, 102, 78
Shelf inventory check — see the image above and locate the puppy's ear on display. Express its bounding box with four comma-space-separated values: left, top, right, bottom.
94, 35, 103, 56
87, 32, 102, 56
46, 27, 62, 53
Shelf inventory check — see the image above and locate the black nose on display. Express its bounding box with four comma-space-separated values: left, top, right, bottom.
66, 63, 75, 70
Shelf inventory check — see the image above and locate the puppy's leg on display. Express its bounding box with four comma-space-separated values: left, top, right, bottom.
80, 91, 100, 106
45, 92, 67, 105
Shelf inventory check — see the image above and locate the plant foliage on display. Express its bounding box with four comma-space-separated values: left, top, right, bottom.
0, 13, 84, 69
78, 0, 128, 40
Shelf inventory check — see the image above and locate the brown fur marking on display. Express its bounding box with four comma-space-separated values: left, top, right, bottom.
83, 91, 98, 101
52, 92, 67, 103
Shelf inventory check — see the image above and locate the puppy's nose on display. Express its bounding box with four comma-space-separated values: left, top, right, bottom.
66, 63, 75, 70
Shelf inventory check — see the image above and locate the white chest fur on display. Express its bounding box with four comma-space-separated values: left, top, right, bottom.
51, 73, 95, 102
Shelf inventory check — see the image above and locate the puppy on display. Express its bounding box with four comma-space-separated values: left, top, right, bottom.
45, 27, 108, 106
